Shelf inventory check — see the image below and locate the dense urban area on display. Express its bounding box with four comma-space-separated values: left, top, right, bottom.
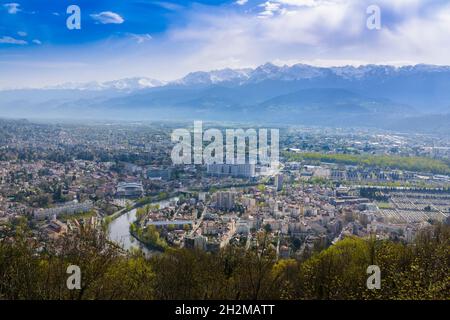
0, 118, 449, 300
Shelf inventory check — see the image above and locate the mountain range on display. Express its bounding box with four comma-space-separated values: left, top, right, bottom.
1, 63, 450, 133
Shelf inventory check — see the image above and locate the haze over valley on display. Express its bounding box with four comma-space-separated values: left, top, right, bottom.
1, 63, 450, 133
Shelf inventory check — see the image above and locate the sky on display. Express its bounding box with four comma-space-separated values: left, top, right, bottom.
1, 0, 450, 88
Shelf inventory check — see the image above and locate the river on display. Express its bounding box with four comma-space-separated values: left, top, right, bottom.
107, 197, 179, 256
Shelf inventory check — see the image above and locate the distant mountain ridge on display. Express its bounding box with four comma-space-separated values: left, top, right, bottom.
46, 77, 165, 91
24, 62, 450, 91
170, 63, 450, 88
1, 63, 450, 133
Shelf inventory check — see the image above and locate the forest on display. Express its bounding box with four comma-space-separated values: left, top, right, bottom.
0, 221, 448, 300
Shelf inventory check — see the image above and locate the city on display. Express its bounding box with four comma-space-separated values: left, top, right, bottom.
0, 0, 449, 308
0, 119, 448, 258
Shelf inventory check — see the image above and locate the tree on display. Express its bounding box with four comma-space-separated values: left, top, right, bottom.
0, 223, 448, 300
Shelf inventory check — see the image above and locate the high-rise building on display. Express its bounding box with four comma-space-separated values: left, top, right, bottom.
207, 164, 256, 178
198, 192, 206, 202
242, 197, 256, 211
275, 174, 284, 191
215, 191, 236, 211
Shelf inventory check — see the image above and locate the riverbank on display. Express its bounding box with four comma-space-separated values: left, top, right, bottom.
129, 226, 166, 253
107, 197, 178, 255
103, 193, 178, 229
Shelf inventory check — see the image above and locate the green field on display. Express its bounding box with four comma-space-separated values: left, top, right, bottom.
376, 202, 392, 209
284, 151, 450, 175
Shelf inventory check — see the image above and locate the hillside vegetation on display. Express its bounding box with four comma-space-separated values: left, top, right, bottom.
0, 222, 448, 300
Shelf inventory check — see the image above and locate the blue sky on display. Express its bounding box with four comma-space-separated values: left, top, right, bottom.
1, 1, 231, 45
1, 0, 450, 88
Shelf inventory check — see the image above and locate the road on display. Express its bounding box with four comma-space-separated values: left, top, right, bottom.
188, 206, 207, 237
220, 220, 236, 248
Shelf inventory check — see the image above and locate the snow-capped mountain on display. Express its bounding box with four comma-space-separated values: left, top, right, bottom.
33, 63, 450, 91
170, 63, 332, 86
248, 63, 329, 81
172, 68, 252, 86
46, 77, 164, 91
102, 77, 164, 90
1, 63, 450, 133
173, 63, 319, 85
169, 63, 450, 86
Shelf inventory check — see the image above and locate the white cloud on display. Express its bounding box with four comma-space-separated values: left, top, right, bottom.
258, 1, 283, 17
3, 3, 21, 14
235, 0, 248, 5
153, 1, 184, 11
17, 31, 27, 37
128, 33, 153, 44
159, 0, 450, 73
276, 0, 320, 7
90, 11, 124, 24
0, 36, 27, 45
32, 39, 42, 45
373, 3, 450, 65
